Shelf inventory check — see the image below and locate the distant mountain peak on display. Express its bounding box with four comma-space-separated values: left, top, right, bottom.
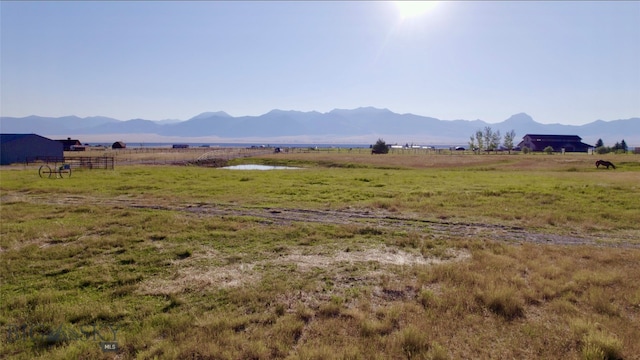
504, 113, 534, 123
356, 106, 390, 112
266, 109, 322, 115
189, 111, 231, 120
266, 109, 291, 115
329, 106, 392, 114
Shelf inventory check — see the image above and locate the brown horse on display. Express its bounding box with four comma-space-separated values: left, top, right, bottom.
595, 160, 616, 169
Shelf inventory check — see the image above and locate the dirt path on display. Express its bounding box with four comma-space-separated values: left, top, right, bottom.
181, 203, 638, 248
3, 191, 638, 248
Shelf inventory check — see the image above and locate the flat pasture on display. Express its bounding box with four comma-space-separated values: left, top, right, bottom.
1, 152, 639, 359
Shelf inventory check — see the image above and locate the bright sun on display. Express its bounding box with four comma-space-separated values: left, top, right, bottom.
394, 1, 438, 19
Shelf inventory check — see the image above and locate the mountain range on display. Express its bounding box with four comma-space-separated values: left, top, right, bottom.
1, 108, 638, 146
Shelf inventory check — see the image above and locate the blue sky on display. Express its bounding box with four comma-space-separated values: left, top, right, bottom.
1, 1, 639, 125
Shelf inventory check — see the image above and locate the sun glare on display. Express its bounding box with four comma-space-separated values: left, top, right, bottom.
394, 1, 438, 19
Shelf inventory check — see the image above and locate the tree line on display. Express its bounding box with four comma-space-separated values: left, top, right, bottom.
594, 139, 628, 154
373, 133, 631, 155
371, 127, 518, 155
468, 127, 517, 153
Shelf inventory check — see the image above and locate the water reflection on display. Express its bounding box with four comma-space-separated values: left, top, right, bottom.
220, 164, 301, 170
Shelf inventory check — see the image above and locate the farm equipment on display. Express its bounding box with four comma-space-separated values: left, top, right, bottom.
39, 164, 72, 178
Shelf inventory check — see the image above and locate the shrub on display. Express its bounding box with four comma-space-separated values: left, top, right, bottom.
544, 146, 554, 155
372, 138, 389, 154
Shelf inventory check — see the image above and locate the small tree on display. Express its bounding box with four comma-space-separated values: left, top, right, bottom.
491, 130, 501, 151
595, 139, 604, 148
620, 139, 628, 153
468, 135, 476, 153
503, 130, 516, 154
613, 141, 621, 151
475, 130, 484, 153
372, 138, 389, 154
543, 146, 554, 155
483, 126, 501, 152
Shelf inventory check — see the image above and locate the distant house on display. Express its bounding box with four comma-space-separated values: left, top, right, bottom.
112, 141, 126, 149
56, 137, 82, 151
1, 133, 63, 165
172, 144, 189, 149
517, 134, 593, 153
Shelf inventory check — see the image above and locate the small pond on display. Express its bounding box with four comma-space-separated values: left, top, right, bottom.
220, 164, 302, 170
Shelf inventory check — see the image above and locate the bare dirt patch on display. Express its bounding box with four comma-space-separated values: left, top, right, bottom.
137, 246, 471, 296
283, 247, 469, 268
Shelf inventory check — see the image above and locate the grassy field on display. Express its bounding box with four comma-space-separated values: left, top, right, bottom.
1, 152, 639, 359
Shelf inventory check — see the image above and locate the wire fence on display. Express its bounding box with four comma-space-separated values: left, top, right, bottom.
26, 156, 115, 170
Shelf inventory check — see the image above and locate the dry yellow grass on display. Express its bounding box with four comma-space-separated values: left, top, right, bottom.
2, 151, 639, 359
